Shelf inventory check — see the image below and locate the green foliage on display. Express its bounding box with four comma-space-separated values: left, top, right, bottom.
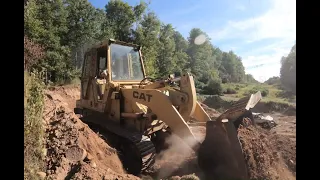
105, 0, 146, 42
157, 24, 176, 77
243, 86, 269, 97
245, 74, 259, 84
224, 87, 237, 94
221, 82, 295, 105
186, 28, 214, 77
24, 0, 260, 90
218, 51, 245, 83
204, 77, 223, 95
64, 0, 100, 47
265, 76, 281, 85
134, 12, 161, 77
24, 72, 45, 179
280, 43, 296, 94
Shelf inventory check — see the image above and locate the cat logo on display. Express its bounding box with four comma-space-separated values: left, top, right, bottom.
133, 91, 152, 102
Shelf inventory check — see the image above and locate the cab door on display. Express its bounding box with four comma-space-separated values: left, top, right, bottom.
81, 49, 99, 107
96, 47, 108, 101
80, 52, 91, 100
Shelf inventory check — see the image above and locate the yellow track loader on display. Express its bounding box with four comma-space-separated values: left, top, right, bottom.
74, 39, 262, 179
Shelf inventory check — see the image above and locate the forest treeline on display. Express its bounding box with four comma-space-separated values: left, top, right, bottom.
25, 0, 295, 95
265, 43, 296, 94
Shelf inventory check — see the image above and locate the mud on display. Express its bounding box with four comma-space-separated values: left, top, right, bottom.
43, 86, 296, 180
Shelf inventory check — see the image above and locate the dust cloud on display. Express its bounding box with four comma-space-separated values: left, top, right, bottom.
154, 134, 199, 178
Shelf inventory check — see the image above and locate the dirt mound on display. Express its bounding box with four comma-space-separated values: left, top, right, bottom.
269, 133, 296, 172
47, 85, 80, 110
71, 163, 135, 180
238, 126, 295, 180
282, 106, 296, 116
43, 90, 139, 180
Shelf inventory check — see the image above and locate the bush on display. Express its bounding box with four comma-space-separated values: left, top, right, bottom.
203, 77, 223, 95
244, 86, 269, 97
276, 90, 295, 99
24, 72, 45, 179
261, 89, 269, 97
224, 87, 237, 94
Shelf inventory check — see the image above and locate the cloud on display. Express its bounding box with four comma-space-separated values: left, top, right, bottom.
242, 39, 294, 65
211, 0, 296, 42
208, 0, 295, 81
235, 4, 246, 11
241, 39, 294, 82
241, 41, 293, 82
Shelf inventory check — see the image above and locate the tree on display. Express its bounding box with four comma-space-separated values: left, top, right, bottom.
24, 0, 249, 89
134, 12, 161, 77
105, 0, 146, 42
157, 24, 176, 77
186, 28, 214, 77
64, 0, 106, 69
64, 0, 99, 47
186, 28, 224, 94
220, 51, 245, 83
280, 43, 296, 94
24, 0, 45, 41
264, 76, 280, 85
172, 31, 189, 75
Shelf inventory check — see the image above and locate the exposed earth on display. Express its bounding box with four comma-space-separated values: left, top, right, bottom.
40, 85, 296, 180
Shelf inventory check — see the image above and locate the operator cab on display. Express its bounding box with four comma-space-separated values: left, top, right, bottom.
110, 43, 145, 81
80, 39, 146, 102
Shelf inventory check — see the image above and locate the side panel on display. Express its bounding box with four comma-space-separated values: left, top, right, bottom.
81, 53, 91, 99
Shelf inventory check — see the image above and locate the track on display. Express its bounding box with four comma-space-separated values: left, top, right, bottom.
80, 111, 156, 175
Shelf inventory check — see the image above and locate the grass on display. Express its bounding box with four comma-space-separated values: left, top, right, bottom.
197, 82, 296, 113
221, 83, 296, 105
24, 71, 45, 180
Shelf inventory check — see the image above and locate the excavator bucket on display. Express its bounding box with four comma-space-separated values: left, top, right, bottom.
197, 92, 262, 180
198, 120, 248, 180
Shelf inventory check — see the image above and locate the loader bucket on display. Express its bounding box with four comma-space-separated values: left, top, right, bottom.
197, 120, 248, 180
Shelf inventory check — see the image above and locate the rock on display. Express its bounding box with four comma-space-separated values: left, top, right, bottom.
46, 170, 51, 175
65, 146, 87, 162
90, 161, 97, 168
42, 148, 47, 156
290, 159, 294, 164
65, 121, 74, 129
54, 130, 61, 138
85, 153, 94, 161
36, 172, 46, 179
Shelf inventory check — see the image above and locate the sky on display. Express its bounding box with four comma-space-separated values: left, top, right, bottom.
89, 0, 296, 82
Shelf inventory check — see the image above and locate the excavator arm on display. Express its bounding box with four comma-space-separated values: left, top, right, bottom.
121, 73, 216, 151
121, 73, 261, 179
121, 88, 201, 151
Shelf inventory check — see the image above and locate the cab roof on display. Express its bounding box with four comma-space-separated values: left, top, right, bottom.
87, 39, 141, 52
